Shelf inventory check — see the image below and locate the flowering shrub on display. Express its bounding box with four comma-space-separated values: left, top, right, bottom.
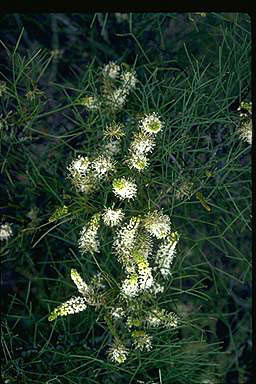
48, 62, 180, 364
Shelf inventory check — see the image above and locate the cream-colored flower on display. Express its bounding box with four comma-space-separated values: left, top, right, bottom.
112, 177, 137, 200
48, 296, 87, 321
113, 216, 141, 263
111, 306, 126, 320
107, 340, 129, 364
78, 214, 101, 254
91, 154, 116, 179
78, 96, 100, 109
130, 131, 155, 155
120, 69, 137, 90
104, 122, 125, 140
102, 207, 125, 227
0, 223, 13, 241
140, 112, 163, 135
106, 88, 128, 110
67, 155, 90, 177
126, 152, 149, 172
143, 210, 171, 239
102, 61, 120, 79
121, 274, 139, 298
238, 119, 252, 145
155, 232, 179, 278
131, 330, 152, 351
71, 268, 91, 297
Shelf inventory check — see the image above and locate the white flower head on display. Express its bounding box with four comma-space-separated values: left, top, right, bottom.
70, 268, 91, 297
103, 140, 121, 155
0, 223, 13, 241
91, 154, 116, 179
121, 274, 139, 298
111, 306, 126, 320
102, 207, 125, 227
48, 296, 87, 321
113, 216, 141, 264
155, 231, 179, 278
140, 112, 163, 135
78, 214, 101, 254
112, 177, 137, 200
164, 312, 179, 328
67, 155, 90, 177
131, 330, 153, 351
130, 131, 155, 155
143, 210, 171, 239
120, 69, 137, 90
102, 61, 121, 79
126, 152, 149, 172
146, 308, 166, 327
107, 340, 129, 364
146, 308, 178, 329
238, 120, 252, 145
132, 251, 154, 290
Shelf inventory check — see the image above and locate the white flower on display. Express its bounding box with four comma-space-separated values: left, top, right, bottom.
121, 274, 139, 298
130, 131, 155, 155
0, 223, 13, 241
67, 155, 90, 177
146, 308, 166, 327
107, 341, 129, 364
150, 281, 164, 295
238, 119, 252, 145
133, 251, 154, 290
91, 154, 115, 179
120, 70, 137, 90
102, 61, 120, 79
164, 312, 179, 328
70, 268, 91, 297
78, 214, 101, 254
126, 152, 149, 172
111, 307, 125, 319
143, 210, 171, 239
112, 177, 137, 200
48, 296, 87, 321
102, 207, 124, 227
155, 232, 179, 278
113, 216, 141, 263
146, 308, 178, 329
139, 112, 163, 135
132, 331, 153, 351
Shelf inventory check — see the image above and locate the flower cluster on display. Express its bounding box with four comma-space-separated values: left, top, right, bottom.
78, 213, 101, 254
67, 153, 115, 193
143, 209, 171, 239
107, 340, 129, 364
237, 101, 252, 145
112, 177, 137, 200
48, 296, 87, 321
0, 223, 13, 241
155, 231, 179, 279
49, 62, 179, 365
102, 61, 137, 111
125, 115, 162, 173
102, 207, 124, 227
